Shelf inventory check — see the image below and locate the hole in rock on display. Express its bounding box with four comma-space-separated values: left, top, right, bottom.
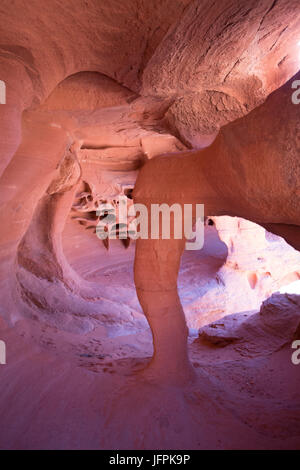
62, 212, 300, 339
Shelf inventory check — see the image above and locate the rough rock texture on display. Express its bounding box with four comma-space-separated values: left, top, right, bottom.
142, 0, 300, 143
0, 291, 300, 449
180, 217, 300, 330
1, 0, 299, 174
198, 293, 300, 350
0, 0, 300, 450
133, 71, 300, 382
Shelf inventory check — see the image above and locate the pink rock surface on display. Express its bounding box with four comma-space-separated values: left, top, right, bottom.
0, 0, 299, 450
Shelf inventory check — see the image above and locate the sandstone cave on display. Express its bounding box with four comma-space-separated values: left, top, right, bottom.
0, 0, 300, 451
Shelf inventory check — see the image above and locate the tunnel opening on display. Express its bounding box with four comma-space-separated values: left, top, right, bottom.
1, 2, 300, 450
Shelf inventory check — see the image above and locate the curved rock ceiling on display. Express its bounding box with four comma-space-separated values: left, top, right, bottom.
0, 0, 299, 450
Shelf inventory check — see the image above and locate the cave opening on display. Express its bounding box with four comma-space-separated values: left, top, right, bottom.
0, 0, 300, 451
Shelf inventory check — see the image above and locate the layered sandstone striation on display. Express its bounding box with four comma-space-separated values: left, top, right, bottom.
0, 0, 299, 449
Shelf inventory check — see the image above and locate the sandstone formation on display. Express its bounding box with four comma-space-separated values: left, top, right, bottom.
0, 0, 299, 450
133, 70, 300, 382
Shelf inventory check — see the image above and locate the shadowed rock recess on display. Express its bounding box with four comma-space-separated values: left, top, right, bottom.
0, 0, 299, 450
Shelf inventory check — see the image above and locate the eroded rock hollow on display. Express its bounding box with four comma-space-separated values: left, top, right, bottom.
0, 0, 299, 450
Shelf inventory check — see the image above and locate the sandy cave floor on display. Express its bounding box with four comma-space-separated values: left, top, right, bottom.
0, 221, 299, 449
